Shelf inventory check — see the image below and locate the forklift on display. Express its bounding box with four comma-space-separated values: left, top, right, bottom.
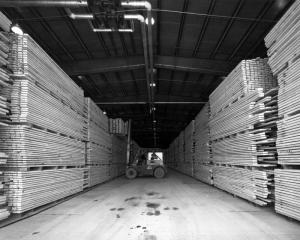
125, 150, 167, 179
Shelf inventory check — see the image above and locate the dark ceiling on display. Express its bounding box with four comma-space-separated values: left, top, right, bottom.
1, 0, 293, 148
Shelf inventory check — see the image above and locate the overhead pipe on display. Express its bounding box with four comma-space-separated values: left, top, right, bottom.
0, 0, 88, 7
87, 19, 134, 32
121, 1, 154, 95
124, 14, 151, 105
65, 8, 93, 19
121, 1, 155, 146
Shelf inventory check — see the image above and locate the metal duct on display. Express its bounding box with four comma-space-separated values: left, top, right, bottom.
0, 0, 88, 7
65, 8, 93, 19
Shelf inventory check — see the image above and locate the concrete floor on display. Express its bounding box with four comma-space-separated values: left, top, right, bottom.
0, 171, 300, 240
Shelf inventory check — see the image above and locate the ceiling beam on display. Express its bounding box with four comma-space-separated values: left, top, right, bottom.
62, 55, 236, 76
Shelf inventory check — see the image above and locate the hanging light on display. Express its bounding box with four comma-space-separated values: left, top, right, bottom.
145, 17, 155, 25
103, 111, 107, 115
11, 23, 23, 35
150, 82, 156, 87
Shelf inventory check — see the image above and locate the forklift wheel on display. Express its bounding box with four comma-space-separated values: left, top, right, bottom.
154, 167, 165, 179
126, 168, 137, 179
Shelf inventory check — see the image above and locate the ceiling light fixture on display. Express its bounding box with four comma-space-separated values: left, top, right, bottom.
11, 23, 23, 35
103, 111, 107, 115
150, 82, 156, 87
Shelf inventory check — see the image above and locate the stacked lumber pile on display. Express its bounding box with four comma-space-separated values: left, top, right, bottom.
109, 118, 128, 135
274, 169, 300, 221
110, 135, 127, 178
194, 164, 213, 185
265, 0, 300, 221
0, 12, 12, 220
182, 121, 194, 176
213, 165, 274, 206
193, 104, 213, 183
5, 168, 84, 214
2, 34, 85, 214
85, 98, 112, 187
209, 58, 277, 205
209, 58, 276, 117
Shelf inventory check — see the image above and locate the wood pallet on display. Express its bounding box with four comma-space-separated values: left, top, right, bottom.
4, 168, 85, 214
275, 169, 300, 221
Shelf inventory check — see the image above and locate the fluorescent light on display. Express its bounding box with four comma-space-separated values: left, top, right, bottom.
150, 82, 156, 87
145, 17, 155, 25
11, 24, 23, 35
103, 111, 107, 115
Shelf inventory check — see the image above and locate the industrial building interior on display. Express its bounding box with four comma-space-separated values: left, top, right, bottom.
0, 0, 300, 239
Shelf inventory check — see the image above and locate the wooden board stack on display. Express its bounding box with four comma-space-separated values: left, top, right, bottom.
213, 165, 274, 206
209, 58, 277, 205
1, 33, 86, 214
265, 0, 300, 221
274, 169, 300, 221
182, 120, 194, 176
85, 98, 112, 187
109, 118, 128, 135
4, 168, 84, 214
0, 12, 12, 221
111, 135, 127, 178
193, 104, 213, 184
210, 58, 276, 118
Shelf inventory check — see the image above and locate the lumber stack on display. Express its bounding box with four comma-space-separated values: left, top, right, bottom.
193, 164, 213, 185
275, 169, 300, 221
4, 168, 84, 213
208, 58, 277, 205
109, 118, 128, 135
1, 34, 86, 214
85, 98, 112, 187
265, 0, 300, 221
209, 58, 276, 118
213, 165, 274, 206
110, 135, 127, 178
182, 121, 194, 176
193, 104, 214, 183
0, 12, 12, 221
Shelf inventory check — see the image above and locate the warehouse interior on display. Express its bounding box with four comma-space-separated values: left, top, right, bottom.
0, 0, 300, 239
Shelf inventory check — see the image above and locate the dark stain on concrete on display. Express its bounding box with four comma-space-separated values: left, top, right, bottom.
146, 212, 154, 216
94, 200, 98, 202
110, 208, 116, 211
154, 210, 160, 216
146, 202, 160, 209
132, 202, 139, 207
146, 192, 159, 196
164, 207, 170, 210
144, 235, 157, 240
142, 227, 147, 229
173, 207, 179, 210
117, 208, 125, 211
116, 214, 120, 218
136, 225, 141, 228
125, 196, 141, 202
32, 232, 40, 235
